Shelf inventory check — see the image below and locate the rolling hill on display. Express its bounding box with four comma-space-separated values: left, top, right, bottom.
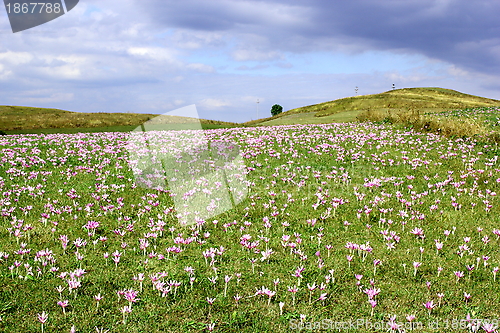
1, 87, 499, 134
245, 87, 500, 126
0, 105, 240, 133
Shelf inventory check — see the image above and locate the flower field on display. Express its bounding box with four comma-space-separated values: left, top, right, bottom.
1, 121, 500, 332
430, 107, 500, 130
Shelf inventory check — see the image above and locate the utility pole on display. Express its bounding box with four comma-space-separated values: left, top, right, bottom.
256, 99, 260, 119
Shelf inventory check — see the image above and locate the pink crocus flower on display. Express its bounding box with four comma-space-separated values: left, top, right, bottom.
493, 267, 499, 282
206, 323, 216, 332
287, 285, 299, 306
454, 271, 465, 283
482, 322, 498, 333
373, 259, 382, 276
37, 311, 48, 333
369, 299, 377, 316
37, 311, 48, 323
122, 289, 139, 307
120, 305, 132, 325
94, 293, 104, 309
233, 294, 242, 307
413, 262, 422, 277
364, 287, 381, 300
423, 301, 435, 315
437, 293, 444, 307
57, 300, 69, 314
346, 255, 353, 268
464, 292, 472, 304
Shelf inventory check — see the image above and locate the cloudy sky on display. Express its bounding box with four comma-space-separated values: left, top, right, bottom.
1, 0, 499, 123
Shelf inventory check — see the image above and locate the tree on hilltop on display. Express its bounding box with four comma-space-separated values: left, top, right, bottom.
271, 104, 283, 116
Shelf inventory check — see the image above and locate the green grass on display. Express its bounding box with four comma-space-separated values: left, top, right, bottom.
1, 123, 500, 332
0, 105, 240, 132
246, 87, 500, 127
4, 123, 238, 135
2, 87, 500, 133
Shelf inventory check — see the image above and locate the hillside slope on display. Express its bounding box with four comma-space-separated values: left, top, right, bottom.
0, 105, 239, 131
246, 87, 500, 126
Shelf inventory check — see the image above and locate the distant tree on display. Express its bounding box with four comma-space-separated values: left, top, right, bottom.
271, 104, 283, 116
0, 130, 7, 136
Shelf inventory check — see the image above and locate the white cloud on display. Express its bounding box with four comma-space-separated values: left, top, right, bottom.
447, 65, 469, 77
20, 92, 74, 104
172, 31, 225, 50
0, 0, 498, 124
221, 0, 311, 28
199, 98, 232, 109
127, 47, 180, 63
232, 49, 284, 62
0, 63, 12, 80
0, 51, 34, 65
241, 96, 264, 103
186, 63, 215, 73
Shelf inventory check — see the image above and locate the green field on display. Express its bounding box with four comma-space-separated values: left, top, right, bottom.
3, 88, 500, 135
245, 87, 500, 127
2, 88, 500, 332
0, 105, 239, 134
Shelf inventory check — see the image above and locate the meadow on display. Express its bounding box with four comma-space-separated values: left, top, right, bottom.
1, 110, 500, 332
0, 105, 239, 134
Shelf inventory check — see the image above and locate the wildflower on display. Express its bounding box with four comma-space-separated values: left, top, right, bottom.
482, 322, 498, 333
373, 259, 382, 276
316, 293, 328, 302
413, 262, 422, 277
94, 293, 103, 309
233, 294, 242, 307
363, 287, 381, 300
406, 315, 416, 322
37, 311, 48, 333
57, 300, 69, 315
206, 323, 216, 332
423, 301, 435, 316
279, 301, 285, 315
437, 293, 444, 307
287, 285, 299, 306
120, 305, 132, 325
493, 267, 499, 282
369, 299, 377, 316
122, 289, 140, 307
454, 271, 465, 283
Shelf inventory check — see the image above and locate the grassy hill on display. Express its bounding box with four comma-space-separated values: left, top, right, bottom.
0, 105, 240, 133
246, 87, 500, 126
2, 88, 500, 134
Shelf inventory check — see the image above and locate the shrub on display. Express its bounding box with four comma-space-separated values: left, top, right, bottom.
271, 104, 283, 116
